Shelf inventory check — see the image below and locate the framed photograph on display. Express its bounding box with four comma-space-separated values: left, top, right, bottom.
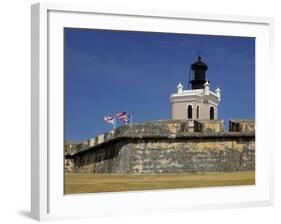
31, 2, 274, 221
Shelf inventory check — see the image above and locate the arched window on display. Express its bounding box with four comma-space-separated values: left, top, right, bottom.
187, 105, 192, 119
196, 106, 199, 119
210, 106, 214, 120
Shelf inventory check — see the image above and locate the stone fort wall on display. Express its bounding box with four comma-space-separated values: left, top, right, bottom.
65, 120, 255, 174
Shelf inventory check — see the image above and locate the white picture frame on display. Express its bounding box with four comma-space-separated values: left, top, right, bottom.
31, 2, 274, 221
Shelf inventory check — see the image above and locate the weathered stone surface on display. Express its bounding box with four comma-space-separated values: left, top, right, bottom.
69, 136, 255, 174
115, 123, 173, 137
194, 120, 224, 133
64, 141, 88, 155
65, 159, 74, 173
229, 120, 255, 133
104, 130, 115, 141
65, 120, 255, 174
88, 138, 95, 147
95, 134, 105, 144
179, 120, 194, 132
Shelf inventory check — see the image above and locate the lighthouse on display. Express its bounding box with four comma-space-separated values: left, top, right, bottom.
170, 56, 221, 122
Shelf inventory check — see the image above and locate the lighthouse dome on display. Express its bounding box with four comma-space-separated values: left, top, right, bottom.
191, 56, 208, 71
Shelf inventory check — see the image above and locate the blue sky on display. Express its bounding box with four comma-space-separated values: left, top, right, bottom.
64, 28, 255, 141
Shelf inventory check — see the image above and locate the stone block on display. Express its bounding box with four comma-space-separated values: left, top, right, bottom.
65, 159, 74, 173
115, 123, 172, 136
104, 130, 115, 141
229, 120, 255, 133
88, 138, 96, 147
95, 134, 104, 144
194, 120, 224, 133
64, 141, 88, 155
179, 120, 194, 132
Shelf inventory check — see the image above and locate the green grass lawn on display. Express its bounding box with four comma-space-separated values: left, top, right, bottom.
64, 171, 255, 194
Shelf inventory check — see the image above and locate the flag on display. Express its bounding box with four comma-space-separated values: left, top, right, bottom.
121, 115, 130, 124
116, 112, 127, 119
104, 116, 114, 124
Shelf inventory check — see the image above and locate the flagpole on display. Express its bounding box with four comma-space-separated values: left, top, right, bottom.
113, 117, 116, 129
130, 115, 133, 127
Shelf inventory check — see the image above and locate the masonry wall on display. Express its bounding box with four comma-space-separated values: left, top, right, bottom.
66, 120, 255, 174
69, 134, 255, 174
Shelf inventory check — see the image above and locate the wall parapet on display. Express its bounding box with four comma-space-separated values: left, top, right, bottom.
229, 120, 255, 133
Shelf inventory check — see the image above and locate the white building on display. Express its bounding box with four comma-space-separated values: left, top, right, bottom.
170, 56, 221, 121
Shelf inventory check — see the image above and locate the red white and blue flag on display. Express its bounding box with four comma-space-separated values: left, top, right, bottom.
105, 112, 132, 128
116, 112, 127, 119
104, 115, 115, 124
121, 115, 130, 124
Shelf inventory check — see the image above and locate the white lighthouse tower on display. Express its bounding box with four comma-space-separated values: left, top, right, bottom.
170, 56, 221, 122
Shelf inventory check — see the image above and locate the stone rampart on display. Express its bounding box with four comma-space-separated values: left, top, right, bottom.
65, 120, 255, 174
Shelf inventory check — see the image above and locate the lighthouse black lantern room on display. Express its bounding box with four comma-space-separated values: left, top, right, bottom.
189, 56, 208, 90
